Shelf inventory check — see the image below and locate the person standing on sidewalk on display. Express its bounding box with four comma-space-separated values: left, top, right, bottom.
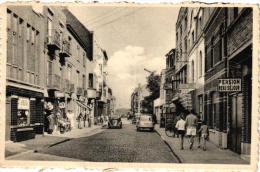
197, 115, 202, 148
175, 114, 186, 150
185, 109, 198, 150
198, 121, 209, 151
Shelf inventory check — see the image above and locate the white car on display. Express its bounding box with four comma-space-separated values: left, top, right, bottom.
136, 114, 154, 132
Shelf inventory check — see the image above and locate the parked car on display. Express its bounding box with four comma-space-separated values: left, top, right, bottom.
136, 114, 154, 132
108, 115, 122, 129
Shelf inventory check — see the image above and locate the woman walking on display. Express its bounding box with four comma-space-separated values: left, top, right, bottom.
175, 114, 186, 150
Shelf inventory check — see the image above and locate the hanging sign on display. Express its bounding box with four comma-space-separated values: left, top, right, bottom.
218, 79, 241, 92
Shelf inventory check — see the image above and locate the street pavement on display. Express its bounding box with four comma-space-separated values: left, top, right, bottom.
7, 119, 179, 163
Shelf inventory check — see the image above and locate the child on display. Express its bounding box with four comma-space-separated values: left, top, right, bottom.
198, 121, 209, 151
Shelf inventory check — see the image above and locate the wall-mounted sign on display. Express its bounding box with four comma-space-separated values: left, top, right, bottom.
18, 97, 30, 110
218, 79, 241, 92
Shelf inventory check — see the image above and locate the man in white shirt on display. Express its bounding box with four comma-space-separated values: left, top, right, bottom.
175, 114, 186, 150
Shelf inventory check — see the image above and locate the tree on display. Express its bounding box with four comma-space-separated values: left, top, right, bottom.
142, 73, 161, 114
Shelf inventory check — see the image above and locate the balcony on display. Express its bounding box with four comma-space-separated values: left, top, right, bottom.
70, 83, 75, 93
87, 88, 97, 99
59, 40, 71, 58
47, 29, 61, 51
47, 74, 61, 90
77, 87, 84, 96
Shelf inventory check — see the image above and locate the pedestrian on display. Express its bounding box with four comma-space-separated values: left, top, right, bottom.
175, 114, 186, 150
185, 109, 198, 150
67, 110, 74, 130
77, 112, 83, 129
83, 110, 87, 128
173, 114, 181, 138
198, 120, 209, 151
197, 115, 202, 148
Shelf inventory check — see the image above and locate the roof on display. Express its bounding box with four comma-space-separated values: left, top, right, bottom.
62, 9, 93, 61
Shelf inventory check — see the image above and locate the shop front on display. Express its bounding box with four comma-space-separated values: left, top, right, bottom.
227, 46, 252, 156
6, 86, 44, 142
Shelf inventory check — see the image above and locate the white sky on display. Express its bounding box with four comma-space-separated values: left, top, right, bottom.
69, 6, 179, 109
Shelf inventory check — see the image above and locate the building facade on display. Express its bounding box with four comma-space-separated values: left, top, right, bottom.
226, 7, 252, 157
6, 6, 45, 141
6, 6, 114, 141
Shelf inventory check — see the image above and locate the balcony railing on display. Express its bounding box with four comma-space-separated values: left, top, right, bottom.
47, 74, 61, 90
59, 40, 71, 57
77, 87, 84, 96
47, 29, 61, 50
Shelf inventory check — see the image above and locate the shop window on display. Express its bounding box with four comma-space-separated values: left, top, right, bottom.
17, 98, 30, 127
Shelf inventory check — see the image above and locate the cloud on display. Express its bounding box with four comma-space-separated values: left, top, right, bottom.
107, 45, 165, 109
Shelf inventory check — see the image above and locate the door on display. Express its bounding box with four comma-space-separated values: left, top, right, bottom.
5, 97, 11, 141
230, 93, 242, 153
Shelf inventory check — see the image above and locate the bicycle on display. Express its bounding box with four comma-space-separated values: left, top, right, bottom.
165, 123, 176, 137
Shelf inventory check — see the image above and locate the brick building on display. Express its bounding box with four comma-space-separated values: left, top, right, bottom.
226, 8, 252, 158
6, 6, 45, 141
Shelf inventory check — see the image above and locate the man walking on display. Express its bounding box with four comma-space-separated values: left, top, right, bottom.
185, 109, 198, 150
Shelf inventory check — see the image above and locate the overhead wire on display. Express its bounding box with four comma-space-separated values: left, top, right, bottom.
93, 7, 144, 30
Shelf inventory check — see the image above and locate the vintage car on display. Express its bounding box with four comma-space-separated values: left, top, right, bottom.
136, 114, 154, 131
108, 115, 122, 129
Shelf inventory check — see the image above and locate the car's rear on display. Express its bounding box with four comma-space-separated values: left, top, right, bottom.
108, 116, 122, 129
136, 114, 154, 131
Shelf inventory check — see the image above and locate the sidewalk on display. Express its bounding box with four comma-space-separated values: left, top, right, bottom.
155, 125, 249, 164
5, 125, 102, 159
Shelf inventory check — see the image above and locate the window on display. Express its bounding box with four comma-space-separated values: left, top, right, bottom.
12, 14, 18, 34
191, 60, 194, 83
47, 18, 52, 37
180, 25, 182, 38
17, 97, 30, 127
31, 28, 35, 44
198, 95, 204, 120
89, 73, 94, 88
67, 64, 72, 81
7, 9, 11, 30
192, 31, 195, 44
184, 16, 188, 30
83, 52, 86, 67
76, 71, 80, 86
46, 61, 52, 85
77, 45, 80, 61
18, 18, 23, 37
199, 51, 202, 76
82, 75, 86, 89
210, 37, 214, 68
26, 24, 30, 41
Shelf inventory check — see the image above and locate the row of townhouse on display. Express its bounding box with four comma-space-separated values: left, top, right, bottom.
130, 84, 149, 116
157, 7, 252, 159
5, 6, 115, 142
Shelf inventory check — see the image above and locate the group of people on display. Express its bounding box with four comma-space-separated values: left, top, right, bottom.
44, 102, 93, 134
174, 110, 209, 151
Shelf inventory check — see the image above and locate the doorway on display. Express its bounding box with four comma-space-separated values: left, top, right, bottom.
230, 93, 242, 154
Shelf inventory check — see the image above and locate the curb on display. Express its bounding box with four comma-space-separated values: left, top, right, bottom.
155, 128, 183, 163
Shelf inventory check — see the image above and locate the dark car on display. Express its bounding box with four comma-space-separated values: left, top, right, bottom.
108, 116, 122, 129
